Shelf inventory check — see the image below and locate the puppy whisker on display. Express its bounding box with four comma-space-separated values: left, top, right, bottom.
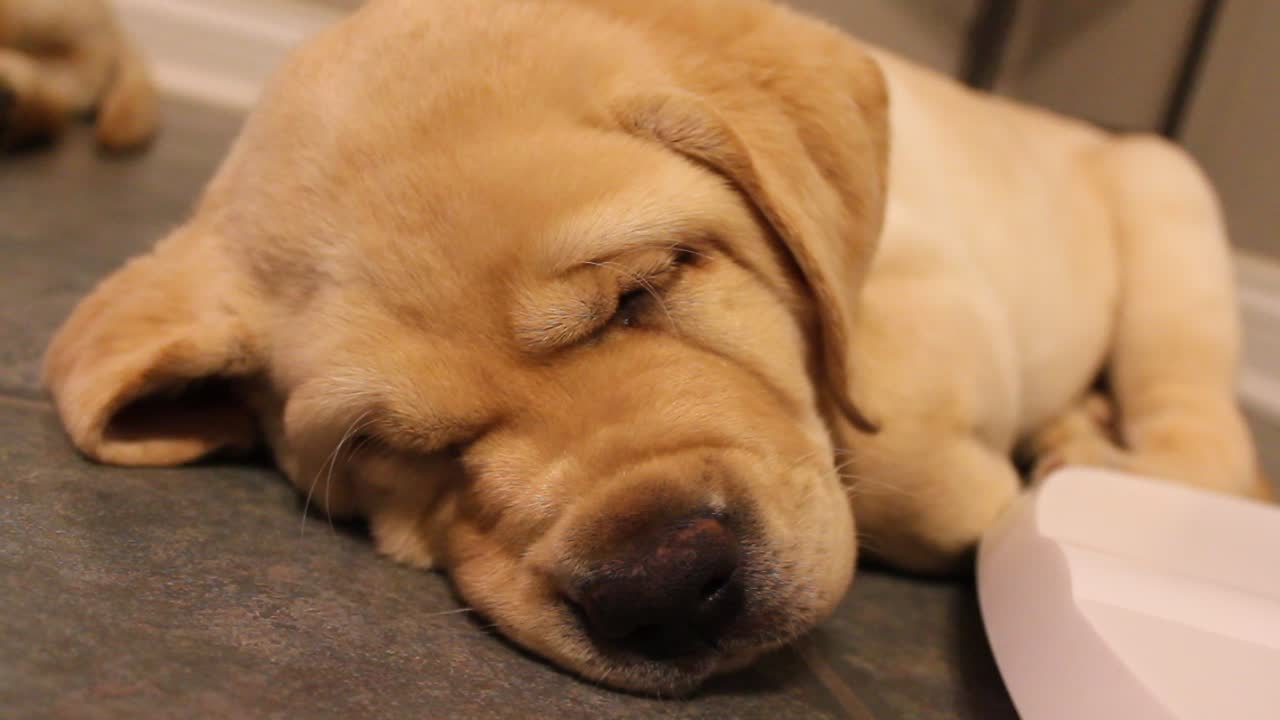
831, 457, 859, 475
854, 530, 888, 556
301, 410, 373, 537
422, 607, 475, 620
840, 471, 916, 500
782, 448, 824, 474
324, 414, 377, 534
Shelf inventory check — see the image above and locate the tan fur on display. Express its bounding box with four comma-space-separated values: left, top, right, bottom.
40, 0, 1270, 694
0, 0, 157, 150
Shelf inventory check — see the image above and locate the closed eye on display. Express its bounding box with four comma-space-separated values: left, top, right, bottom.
514, 246, 705, 352
614, 287, 647, 327
600, 266, 679, 331
594, 246, 702, 331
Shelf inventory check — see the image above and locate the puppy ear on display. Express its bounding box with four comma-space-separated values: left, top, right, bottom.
612, 43, 889, 432
42, 227, 261, 465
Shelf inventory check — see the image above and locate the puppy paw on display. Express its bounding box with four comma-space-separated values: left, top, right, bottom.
1026, 393, 1128, 482
0, 58, 66, 151
370, 511, 437, 570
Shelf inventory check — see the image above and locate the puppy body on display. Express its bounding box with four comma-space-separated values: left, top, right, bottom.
42, 0, 1268, 693
843, 50, 1269, 568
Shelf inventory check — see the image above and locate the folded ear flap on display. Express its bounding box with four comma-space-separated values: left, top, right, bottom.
611, 45, 889, 432
42, 228, 261, 466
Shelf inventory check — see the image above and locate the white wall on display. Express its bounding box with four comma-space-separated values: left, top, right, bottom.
1181, 0, 1280, 259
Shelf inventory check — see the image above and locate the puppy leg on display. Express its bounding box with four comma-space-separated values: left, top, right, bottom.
1071, 136, 1271, 500
850, 429, 1020, 575
0, 47, 107, 148
1026, 392, 1125, 481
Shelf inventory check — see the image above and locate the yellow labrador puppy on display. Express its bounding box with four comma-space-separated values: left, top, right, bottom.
42, 0, 1270, 695
0, 0, 155, 149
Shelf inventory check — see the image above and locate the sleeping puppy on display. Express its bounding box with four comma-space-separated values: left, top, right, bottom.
42, 0, 1271, 695
0, 0, 156, 150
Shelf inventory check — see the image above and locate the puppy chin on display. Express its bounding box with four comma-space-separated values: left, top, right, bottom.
558, 625, 788, 695
583, 655, 721, 697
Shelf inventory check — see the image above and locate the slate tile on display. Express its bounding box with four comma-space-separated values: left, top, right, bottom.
0, 402, 857, 719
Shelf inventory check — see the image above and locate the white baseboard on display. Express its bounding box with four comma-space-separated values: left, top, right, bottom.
1236, 253, 1280, 420
114, 0, 342, 110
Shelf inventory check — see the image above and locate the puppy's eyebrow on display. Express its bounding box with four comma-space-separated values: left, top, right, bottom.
542, 187, 721, 272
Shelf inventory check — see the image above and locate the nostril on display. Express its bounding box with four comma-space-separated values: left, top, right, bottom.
695, 569, 743, 631
699, 573, 732, 602
560, 592, 585, 620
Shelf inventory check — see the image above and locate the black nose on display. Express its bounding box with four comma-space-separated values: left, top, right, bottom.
572, 516, 743, 659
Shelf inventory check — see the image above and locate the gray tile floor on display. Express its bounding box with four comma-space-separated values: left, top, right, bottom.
1, 97, 1276, 719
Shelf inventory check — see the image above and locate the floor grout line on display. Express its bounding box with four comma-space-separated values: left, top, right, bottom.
793, 636, 879, 720
0, 393, 56, 413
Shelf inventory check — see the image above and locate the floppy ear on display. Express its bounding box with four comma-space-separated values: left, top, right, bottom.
42, 227, 261, 466
610, 41, 889, 431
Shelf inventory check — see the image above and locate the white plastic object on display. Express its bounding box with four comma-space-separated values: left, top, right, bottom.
977, 467, 1280, 720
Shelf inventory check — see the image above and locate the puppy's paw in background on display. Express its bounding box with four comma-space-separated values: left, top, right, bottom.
0, 1, 158, 153
1026, 392, 1274, 502
369, 508, 438, 570
1025, 393, 1125, 483
0, 53, 66, 151
0, 91, 65, 152
92, 40, 159, 152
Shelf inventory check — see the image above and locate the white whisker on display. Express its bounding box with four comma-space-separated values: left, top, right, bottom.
301, 410, 373, 537
422, 607, 474, 619
840, 470, 915, 500
782, 448, 823, 474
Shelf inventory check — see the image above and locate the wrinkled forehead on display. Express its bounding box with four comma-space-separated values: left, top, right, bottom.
334, 126, 740, 292
283, 126, 762, 396
265, 123, 745, 344
209, 0, 700, 276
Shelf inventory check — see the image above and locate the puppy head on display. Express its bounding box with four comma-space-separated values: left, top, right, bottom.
43, 0, 888, 694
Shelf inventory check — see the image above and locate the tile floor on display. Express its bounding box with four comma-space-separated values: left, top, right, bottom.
1, 96, 1276, 719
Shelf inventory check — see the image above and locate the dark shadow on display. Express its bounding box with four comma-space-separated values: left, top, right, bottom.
287, 490, 373, 542
195, 444, 275, 468
856, 548, 976, 581
0, 132, 58, 155
697, 646, 812, 699
945, 579, 1020, 720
